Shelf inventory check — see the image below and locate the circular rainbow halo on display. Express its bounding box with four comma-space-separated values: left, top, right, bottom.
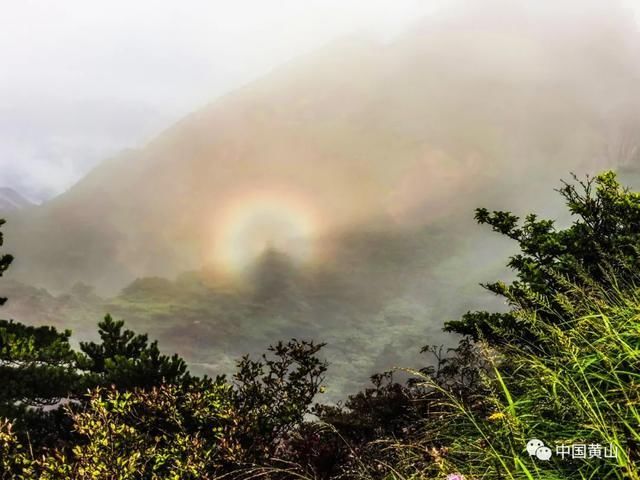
212, 188, 321, 275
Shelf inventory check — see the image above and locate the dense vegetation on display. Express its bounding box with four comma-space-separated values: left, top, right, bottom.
1, 171, 639, 479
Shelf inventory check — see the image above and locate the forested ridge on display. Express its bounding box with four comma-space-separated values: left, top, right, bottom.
2, 171, 640, 479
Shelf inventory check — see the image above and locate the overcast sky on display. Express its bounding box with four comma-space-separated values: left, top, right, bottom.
0, 0, 444, 202
2, 1, 639, 202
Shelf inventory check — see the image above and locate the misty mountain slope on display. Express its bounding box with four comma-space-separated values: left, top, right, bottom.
4, 2, 639, 293
0, 187, 34, 211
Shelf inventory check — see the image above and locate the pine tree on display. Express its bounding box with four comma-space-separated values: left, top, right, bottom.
0, 219, 81, 446
446, 171, 640, 349
77, 314, 190, 390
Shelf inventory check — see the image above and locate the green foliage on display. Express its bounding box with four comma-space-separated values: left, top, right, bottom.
305, 340, 488, 479
0, 340, 329, 479
0, 223, 65, 413
0, 321, 79, 409
77, 314, 190, 390
0, 418, 35, 480
409, 172, 640, 480
447, 171, 640, 349
0, 319, 81, 448
1, 384, 234, 480
423, 280, 640, 480
0, 315, 193, 449
46, 384, 234, 479
233, 339, 328, 460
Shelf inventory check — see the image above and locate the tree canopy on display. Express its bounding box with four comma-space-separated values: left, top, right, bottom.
446, 171, 640, 348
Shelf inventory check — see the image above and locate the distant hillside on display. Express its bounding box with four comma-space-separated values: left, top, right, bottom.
4, 2, 639, 293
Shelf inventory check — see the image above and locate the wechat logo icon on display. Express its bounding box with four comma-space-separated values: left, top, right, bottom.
526, 439, 552, 461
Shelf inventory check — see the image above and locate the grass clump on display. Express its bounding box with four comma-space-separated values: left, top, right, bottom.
406, 281, 639, 480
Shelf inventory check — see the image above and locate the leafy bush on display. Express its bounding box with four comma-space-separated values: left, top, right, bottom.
416, 280, 640, 480
447, 172, 640, 347
402, 172, 640, 479
46, 384, 233, 479
233, 339, 328, 462
0, 338, 328, 479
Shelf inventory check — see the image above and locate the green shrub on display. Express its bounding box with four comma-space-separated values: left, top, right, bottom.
414, 281, 639, 480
